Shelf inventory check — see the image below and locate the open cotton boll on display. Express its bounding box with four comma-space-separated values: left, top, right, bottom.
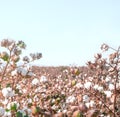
104, 91, 112, 98
75, 82, 83, 88
27, 71, 36, 77
11, 69, 18, 76
40, 76, 48, 83
2, 99, 8, 105
32, 78, 39, 85
17, 68, 27, 76
7, 101, 19, 110
66, 96, 76, 103
109, 83, 114, 90
105, 76, 111, 82
93, 84, 99, 90
0, 107, 5, 116
4, 111, 11, 117
97, 86, 103, 92
2, 87, 14, 98
84, 82, 92, 89
83, 95, 90, 102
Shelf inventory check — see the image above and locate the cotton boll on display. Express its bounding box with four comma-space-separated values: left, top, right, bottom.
2, 87, 14, 98
11, 70, 18, 76
2, 99, 8, 105
32, 78, 39, 85
7, 101, 19, 110
40, 76, 48, 83
84, 82, 92, 89
93, 84, 99, 90
16, 84, 21, 90
104, 91, 112, 98
2, 88, 9, 98
0, 107, 5, 116
85, 102, 90, 108
109, 83, 114, 90
3, 111, 11, 117
22, 89, 27, 94
27, 98, 32, 103
97, 86, 103, 92
35, 87, 41, 93
27, 108, 32, 116
63, 109, 67, 114
116, 82, 120, 88
21, 69, 27, 76
27, 71, 36, 77
93, 84, 104, 92
83, 95, 90, 102
105, 76, 111, 82
75, 83, 83, 88
66, 96, 76, 103
89, 100, 95, 107
33, 95, 39, 102
17, 68, 27, 76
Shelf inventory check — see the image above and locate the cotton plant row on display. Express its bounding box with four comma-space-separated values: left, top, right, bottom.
0, 39, 120, 117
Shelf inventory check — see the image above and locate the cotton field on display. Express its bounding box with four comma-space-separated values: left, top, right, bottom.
0, 39, 120, 117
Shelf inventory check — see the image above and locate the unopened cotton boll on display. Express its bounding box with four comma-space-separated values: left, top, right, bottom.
40, 76, 48, 83
32, 78, 39, 85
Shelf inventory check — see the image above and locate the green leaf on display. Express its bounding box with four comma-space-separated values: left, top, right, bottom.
79, 112, 84, 117
11, 103, 17, 111
24, 115, 29, 117
6, 83, 11, 87
16, 111, 23, 117
36, 106, 41, 113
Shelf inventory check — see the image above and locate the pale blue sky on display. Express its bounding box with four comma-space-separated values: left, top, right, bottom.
0, 0, 120, 66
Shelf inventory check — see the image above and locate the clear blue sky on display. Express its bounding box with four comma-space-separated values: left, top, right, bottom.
0, 0, 120, 66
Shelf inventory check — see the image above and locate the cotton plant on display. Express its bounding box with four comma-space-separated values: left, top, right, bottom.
85, 43, 120, 117
0, 39, 42, 116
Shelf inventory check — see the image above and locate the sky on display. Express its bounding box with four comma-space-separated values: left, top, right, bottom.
0, 0, 120, 66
